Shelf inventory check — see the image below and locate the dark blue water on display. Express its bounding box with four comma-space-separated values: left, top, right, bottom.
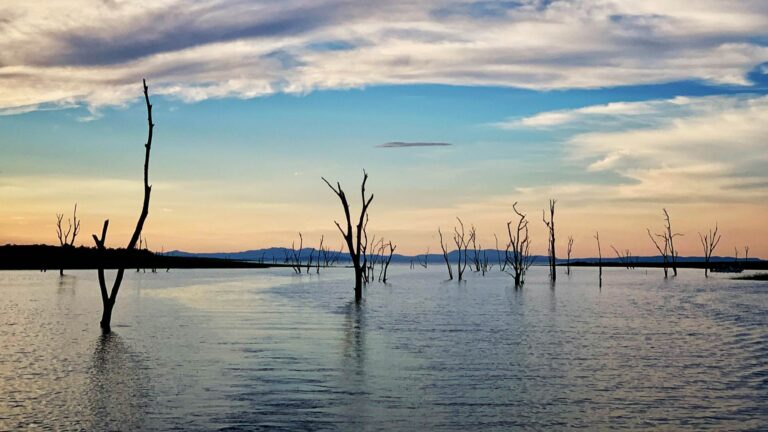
1, 266, 766, 430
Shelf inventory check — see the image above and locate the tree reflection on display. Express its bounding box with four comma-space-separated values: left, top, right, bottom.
87, 333, 150, 431
338, 300, 368, 423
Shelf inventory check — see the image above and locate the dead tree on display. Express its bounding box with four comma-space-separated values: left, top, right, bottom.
495, 233, 509, 272
316, 235, 324, 274
698, 224, 721, 278
380, 241, 396, 283
662, 209, 682, 276
594, 232, 602, 288
469, 225, 481, 272
438, 228, 453, 280
542, 199, 557, 282
744, 245, 750, 263
611, 245, 635, 270
322, 171, 374, 302
647, 228, 670, 278
453, 218, 473, 281
566, 236, 574, 275
417, 248, 429, 268
288, 233, 303, 274
55, 203, 81, 275
92, 79, 154, 333
505, 202, 533, 288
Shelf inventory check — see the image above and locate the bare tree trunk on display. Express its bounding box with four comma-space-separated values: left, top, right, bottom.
663, 209, 681, 276
542, 199, 556, 282
566, 235, 573, 275
438, 228, 453, 280
92, 80, 154, 333
594, 232, 602, 288
323, 171, 374, 303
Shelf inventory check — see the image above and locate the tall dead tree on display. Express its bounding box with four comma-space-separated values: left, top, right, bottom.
744, 245, 750, 263
566, 235, 574, 275
698, 224, 721, 278
322, 171, 374, 302
594, 232, 602, 288
662, 208, 682, 276
55, 203, 81, 275
92, 79, 154, 333
438, 228, 453, 280
505, 202, 533, 288
542, 199, 556, 282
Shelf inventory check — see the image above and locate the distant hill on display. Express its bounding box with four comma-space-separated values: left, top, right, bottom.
166, 247, 765, 268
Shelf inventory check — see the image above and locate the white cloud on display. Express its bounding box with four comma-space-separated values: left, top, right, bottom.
505, 93, 768, 204
2, 0, 768, 112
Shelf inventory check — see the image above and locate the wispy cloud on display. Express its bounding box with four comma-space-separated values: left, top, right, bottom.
508, 93, 768, 204
376, 141, 453, 148
2, 1, 768, 113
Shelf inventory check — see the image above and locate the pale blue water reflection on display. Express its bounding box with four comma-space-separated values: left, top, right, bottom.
0, 266, 766, 430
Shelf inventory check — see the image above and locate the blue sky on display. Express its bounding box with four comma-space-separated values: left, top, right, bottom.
1, 1, 768, 256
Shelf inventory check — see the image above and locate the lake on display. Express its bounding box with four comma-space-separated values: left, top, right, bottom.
1, 266, 766, 430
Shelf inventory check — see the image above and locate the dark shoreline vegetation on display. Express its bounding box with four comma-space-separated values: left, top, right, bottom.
2, 244, 766, 272
0, 244, 280, 271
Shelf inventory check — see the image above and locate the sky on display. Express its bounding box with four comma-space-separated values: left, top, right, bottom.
1, 0, 767, 257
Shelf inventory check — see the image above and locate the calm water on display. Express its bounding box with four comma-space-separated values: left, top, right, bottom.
0, 266, 766, 431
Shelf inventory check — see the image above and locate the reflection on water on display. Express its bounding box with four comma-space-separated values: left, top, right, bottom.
0, 267, 767, 430
88, 333, 150, 431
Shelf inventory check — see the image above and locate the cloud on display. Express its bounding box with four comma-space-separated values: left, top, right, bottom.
376, 141, 453, 148
497, 96, 720, 129
2, 0, 768, 112
506, 93, 768, 205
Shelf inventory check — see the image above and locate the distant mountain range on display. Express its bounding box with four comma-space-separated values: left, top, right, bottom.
166, 247, 760, 266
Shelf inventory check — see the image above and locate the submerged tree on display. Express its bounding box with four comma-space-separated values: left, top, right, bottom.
594, 232, 602, 288
566, 235, 574, 275
505, 202, 534, 288
662, 209, 682, 276
55, 203, 81, 275
438, 228, 453, 280
452, 218, 473, 281
379, 241, 396, 283
542, 199, 557, 282
92, 79, 155, 333
322, 171, 374, 303
647, 228, 670, 278
698, 224, 721, 278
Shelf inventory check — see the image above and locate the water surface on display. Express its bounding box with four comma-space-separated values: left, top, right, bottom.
1, 266, 766, 430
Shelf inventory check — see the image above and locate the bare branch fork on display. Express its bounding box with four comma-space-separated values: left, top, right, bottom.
91, 79, 154, 333
322, 170, 373, 302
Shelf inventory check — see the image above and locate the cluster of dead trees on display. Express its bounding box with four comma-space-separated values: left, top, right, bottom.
322, 171, 398, 302
42, 80, 759, 330
435, 201, 554, 288
285, 234, 343, 274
